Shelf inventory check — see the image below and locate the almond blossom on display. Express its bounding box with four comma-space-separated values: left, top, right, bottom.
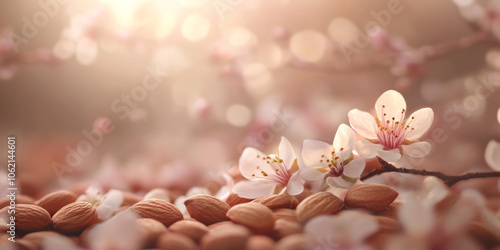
77, 186, 124, 220
348, 90, 434, 163
86, 210, 142, 250
305, 211, 379, 250
233, 137, 304, 199
300, 124, 366, 188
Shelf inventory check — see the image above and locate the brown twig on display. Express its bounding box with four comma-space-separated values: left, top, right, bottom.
285, 32, 494, 75
360, 158, 500, 186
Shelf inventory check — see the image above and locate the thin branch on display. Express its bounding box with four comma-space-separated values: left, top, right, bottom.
360, 158, 500, 186
284, 32, 494, 75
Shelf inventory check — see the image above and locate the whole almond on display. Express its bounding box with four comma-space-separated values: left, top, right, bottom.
344, 184, 398, 212
136, 218, 168, 247
129, 198, 183, 226
252, 194, 299, 209
225, 193, 252, 207
276, 234, 317, 250
246, 235, 275, 250
226, 203, 275, 234
122, 192, 143, 206
157, 232, 198, 250
273, 208, 298, 222
271, 218, 302, 240
144, 188, 172, 203
52, 201, 98, 234
169, 220, 209, 243
0, 204, 51, 232
35, 190, 77, 216
296, 192, 344, 223
184, 195, 230, 225
201, 224, 250, 250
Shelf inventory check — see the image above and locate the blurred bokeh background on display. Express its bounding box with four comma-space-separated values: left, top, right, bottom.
1, 0, 499, 198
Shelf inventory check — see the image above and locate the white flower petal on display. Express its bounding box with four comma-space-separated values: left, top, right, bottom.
422, 177, 448, 206
398, 197, 435, 237
305, 215, 336, 237
89, 210, 141, 250
333, 124, 356, 160
279, 137, 296, 169
286, 171, 305, 196
43, 235, 82, 250
485, 140, 500, 171
343, 159, 366, 178
301, 139, 332, 168
498, 107, 500, 125
355, 139, 384, 159
348, 109, 378, 139
377, 148, 402, 162
401, 142, 431, 158
404, 108, 434, 141
97, 205, 114, 220
232, 180, 275, 199
174, 196, 189, 216
375, 90, 407, 122
239, 147, 275, 180
326, 176, 353, 188
301, 167, 326, 182
102, 189, 124, 210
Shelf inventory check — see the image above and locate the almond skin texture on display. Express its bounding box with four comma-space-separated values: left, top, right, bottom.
273, 208, 298, 222
296, 192, 344, 223
201, 224, 250, 250
169, 220, 209, 243
52, 201, 98, 234
35, 190, 77, 216
344, 184, 399, 212
0, 204, 51, 232
184, 195, 230, 225
226, 203, 275, 234
129, 198, 183, 226
252, 194, 299, 209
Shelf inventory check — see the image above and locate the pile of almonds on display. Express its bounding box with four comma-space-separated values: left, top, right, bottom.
0, 183, 498, 249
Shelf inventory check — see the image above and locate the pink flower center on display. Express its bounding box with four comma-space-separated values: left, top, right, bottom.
377, 105, 415, 149
252, 155, 292, 187
319, 148, 345, 177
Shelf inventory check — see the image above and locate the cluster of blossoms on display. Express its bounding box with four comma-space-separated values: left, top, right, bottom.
234, 89, 435, 198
